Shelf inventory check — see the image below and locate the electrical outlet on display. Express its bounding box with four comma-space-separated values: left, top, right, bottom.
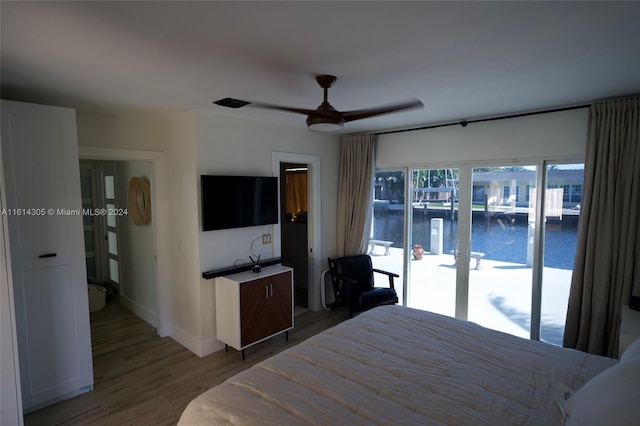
262, 233, 271, 244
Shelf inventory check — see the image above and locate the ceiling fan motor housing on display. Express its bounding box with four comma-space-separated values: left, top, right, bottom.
306, 113, 344, 130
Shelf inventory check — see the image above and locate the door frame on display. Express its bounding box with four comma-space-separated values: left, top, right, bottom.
455, 165, 473, 321
272, 152, 322, 311
78, 146, 170, 337
0, 150, 24, 425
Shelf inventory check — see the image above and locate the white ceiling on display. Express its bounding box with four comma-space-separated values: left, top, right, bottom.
2, 1, 640, 134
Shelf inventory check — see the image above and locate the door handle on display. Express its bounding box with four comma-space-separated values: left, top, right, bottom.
38, 253, 57, 258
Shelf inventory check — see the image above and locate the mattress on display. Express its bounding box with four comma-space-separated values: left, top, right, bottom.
179, 305, 615, 425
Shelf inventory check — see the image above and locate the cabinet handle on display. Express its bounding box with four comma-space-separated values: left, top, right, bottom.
270, 284, 273, 297
265, 286, 269, 299
38, 253, 57, 258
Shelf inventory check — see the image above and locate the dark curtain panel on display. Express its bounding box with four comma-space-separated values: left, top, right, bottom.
564, 96, 640, 357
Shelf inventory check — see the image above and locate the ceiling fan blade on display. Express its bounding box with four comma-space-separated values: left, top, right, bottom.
341, 99, 423, 122
249, 102, 319, 116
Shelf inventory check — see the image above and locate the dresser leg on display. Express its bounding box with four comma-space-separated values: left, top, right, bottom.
242, 349, 246, 361
225, 344, 228, 352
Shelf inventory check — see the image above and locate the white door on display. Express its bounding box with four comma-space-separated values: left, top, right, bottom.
1, 100, 93, 411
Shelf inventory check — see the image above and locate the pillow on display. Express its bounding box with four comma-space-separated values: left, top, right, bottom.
620, 337, 640, 363
565, 357, 640, 425
552, 382, 574, 419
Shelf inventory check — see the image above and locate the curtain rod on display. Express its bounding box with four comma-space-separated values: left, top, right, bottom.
375, 103, 590, 136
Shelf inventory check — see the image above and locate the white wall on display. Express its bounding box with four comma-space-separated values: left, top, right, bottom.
377, 108, 589, 167
115, 161, 157, 327
76, 110, 201, 352
194, 110, 341, 350
76, 109, 341, 357
163, 112, 202, 353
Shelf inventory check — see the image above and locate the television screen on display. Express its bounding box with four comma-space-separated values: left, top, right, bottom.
201, 175, 278, 231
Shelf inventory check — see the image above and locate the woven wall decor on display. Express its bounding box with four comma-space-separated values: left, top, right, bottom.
127, 176, 151, 225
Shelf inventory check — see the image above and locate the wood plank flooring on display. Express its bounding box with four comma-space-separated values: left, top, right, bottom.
24, 299, 346, 426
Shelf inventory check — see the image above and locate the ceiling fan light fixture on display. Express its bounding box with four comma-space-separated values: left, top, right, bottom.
306, 115, 344, 131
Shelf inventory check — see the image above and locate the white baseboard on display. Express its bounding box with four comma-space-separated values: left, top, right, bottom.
118, 296, 225, 357
201, 336, 225, 356
119, 295, 157, 328
171, 324, 225, 357
23, 384, 92, 414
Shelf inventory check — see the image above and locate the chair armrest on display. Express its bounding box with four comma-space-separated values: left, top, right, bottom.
372, 268, 399, 278
372, 268, 399, 289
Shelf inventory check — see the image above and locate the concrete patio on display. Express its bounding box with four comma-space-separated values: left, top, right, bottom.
370, 247, 572, 346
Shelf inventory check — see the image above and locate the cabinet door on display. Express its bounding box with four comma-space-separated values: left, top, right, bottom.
240, 271, 292, 346
240, 277, 272, 346
1, 100, 93, 411
267, 270, 293, 332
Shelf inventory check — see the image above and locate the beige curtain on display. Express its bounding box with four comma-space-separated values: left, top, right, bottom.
336, 134, 376, 256
285, 171, 308, 216
564, 96, 640, 357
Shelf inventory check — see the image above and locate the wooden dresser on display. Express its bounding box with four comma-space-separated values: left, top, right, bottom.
215, 264, 293, 359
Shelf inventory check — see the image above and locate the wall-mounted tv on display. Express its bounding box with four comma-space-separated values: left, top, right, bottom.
201, 175, 278, 231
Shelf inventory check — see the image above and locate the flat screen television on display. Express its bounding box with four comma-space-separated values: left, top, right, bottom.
201, 175, 278, 231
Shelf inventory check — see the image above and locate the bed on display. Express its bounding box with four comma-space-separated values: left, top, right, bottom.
179, 305, 639, 425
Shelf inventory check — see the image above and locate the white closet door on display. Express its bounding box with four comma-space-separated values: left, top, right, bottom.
1, 100, 93, 411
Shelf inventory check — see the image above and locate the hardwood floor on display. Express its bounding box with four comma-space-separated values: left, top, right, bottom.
24, 299, 346, 426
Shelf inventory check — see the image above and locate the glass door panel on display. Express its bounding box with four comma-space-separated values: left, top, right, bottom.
104, 169, 119, 285
407, 168, 459, 316
79, 166, 98, 281
540, 164, 583, 345
468, 166, 536, 338
371, 171, 406, 304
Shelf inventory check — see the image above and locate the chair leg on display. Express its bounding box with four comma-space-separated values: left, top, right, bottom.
345, 285, 353, 318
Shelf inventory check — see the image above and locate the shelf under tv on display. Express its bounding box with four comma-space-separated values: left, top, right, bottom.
202, 257, 283, 280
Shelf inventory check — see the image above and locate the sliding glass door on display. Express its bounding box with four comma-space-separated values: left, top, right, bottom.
540, 163, 583, 345
467, 165, 537, 339
407, 168, 459, 316
371, 161, 582, 345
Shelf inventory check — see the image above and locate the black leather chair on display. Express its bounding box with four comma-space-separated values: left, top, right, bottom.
328, 254, 399, 318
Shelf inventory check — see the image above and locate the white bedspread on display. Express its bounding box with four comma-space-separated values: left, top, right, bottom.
179, 305, 615, 425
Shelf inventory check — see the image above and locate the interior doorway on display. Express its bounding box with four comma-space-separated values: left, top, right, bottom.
79, 146, 170, 338
273, 151, 322, 312
79, 159, 158, 330
280, 162, 309, 310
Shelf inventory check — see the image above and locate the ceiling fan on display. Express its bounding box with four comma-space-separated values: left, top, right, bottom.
214, 75, 423, 131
